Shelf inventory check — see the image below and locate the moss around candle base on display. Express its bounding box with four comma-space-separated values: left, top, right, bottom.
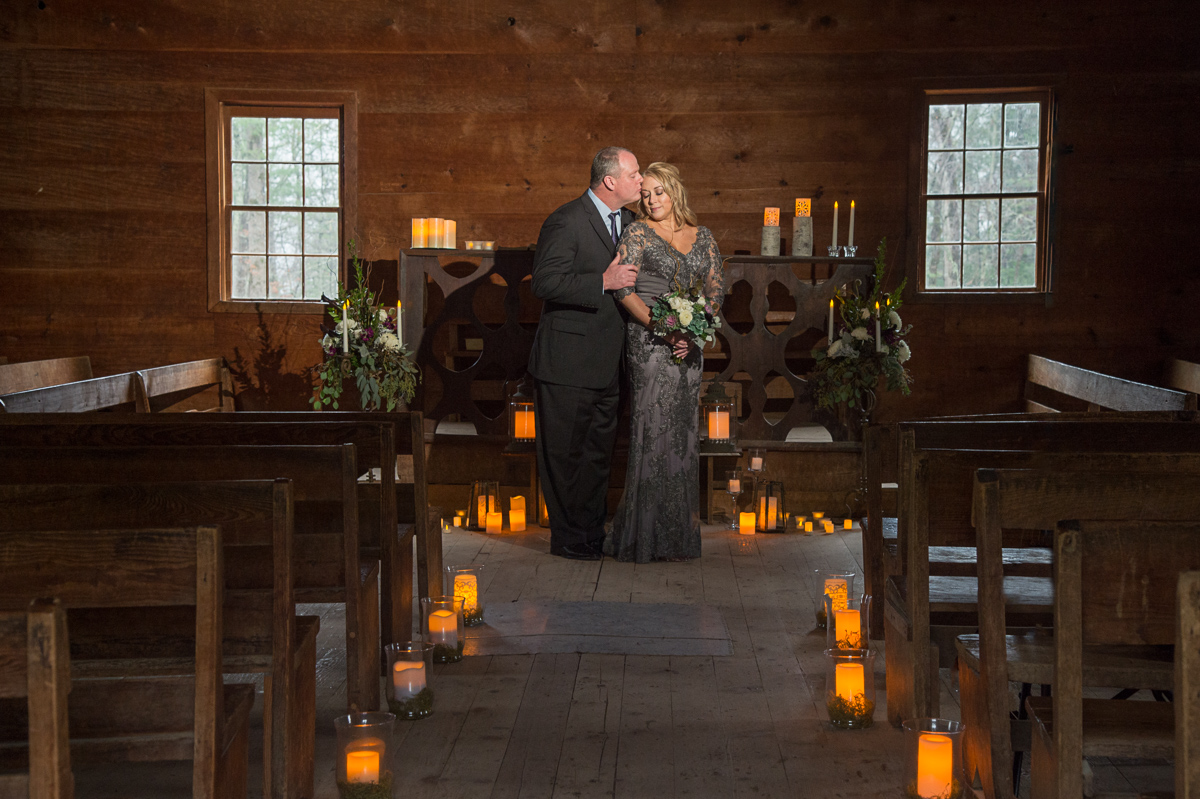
826, 693, 875, 729
904, 778, 963, 799
431, 641, 465, 663
337, 771, 393, 799
387, 687, 433, 720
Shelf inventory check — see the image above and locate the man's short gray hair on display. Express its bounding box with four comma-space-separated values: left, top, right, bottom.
590, 146, 632, 188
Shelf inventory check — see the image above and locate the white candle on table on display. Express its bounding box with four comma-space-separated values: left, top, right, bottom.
828, 298, 835, 339
396, 301, 403, 349
428, 609, 458, 648
832, 201, 839, 249
341, 301, 349, 352
392, 661, 426, 698
848, 200, 855, 247
875, 301, 883, 352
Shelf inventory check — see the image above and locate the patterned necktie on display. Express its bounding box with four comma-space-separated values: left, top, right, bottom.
608, 211, 620, 244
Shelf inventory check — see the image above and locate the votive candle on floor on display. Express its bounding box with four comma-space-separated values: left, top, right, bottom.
917, 733, 954, 799
835, 661, 864, 702
392, 661, 426, 698
428, 609, 458, 648
486, 511, 502, 534
844, 518, 853, 530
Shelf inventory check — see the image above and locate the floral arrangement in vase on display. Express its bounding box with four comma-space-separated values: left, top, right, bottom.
311, 242, 419, 411
809, 238, 912, 412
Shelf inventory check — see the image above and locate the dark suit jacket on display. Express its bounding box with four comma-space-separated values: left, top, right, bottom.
527, 192, 635, 389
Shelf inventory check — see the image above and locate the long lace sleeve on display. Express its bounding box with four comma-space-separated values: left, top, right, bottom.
697, 227, 725, 310
613, 221, 650, 301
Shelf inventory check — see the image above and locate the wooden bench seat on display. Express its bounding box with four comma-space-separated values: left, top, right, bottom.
0, 525, 253, 799
0, 599, 72, 799
1028, 698, 1175, 760
1166, 356, 1200, 396
0, 356, 91, 394
0, 358, 232, 414
1024, 354, 1196, 412
956, 632, 1174, 689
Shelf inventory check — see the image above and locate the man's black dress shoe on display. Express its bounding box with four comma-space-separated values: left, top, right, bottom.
556, 543, 602, 561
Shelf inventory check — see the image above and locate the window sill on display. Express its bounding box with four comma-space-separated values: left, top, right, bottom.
908, 291, 1052, 306
208, 299, 328, 314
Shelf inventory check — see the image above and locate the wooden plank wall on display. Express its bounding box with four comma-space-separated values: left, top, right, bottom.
2, 1, 1198, 417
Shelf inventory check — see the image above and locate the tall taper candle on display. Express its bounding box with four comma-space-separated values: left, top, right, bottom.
848, 200, 856, 247
342, 301, 350, 352
396, 301, 403, 350
832, 201, 839, 249
828, 299, 835, 340
875, 301, 883, 352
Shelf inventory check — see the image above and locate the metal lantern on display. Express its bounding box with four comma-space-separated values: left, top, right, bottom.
699, 381, 737, 454
467, 480, 499, 531
754, 480, 785, 532
505, 374, 536, 453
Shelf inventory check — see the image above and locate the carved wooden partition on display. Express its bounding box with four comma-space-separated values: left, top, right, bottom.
399, 249, 873, 439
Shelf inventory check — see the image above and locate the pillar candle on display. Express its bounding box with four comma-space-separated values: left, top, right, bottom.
848, 200, 856, 247
804, 521, 813, 533
453, 574, 479, 614
764, 207, 780, 226
477, 495, 487, 527
828, 299, 835, 340
412, 218, 427, 248
768, 497, 778, 530
708, 410, 730, 440
428, 609, 458, 648
452, 516, 461, 527
844, 518, 853, 530
917, 733, 954, 799
727, 477, 741, 494
835, 661, 864, 702
834, 608, 861, 648
447, 220, 457, 250
431, 218, 445, 248
486, 511, 502, 534
739, 512, 756, 535
831, 201, 839, 249
823, 520, 835, 534
750, 456, 763, 471
392, 660, 427, 698
346, 746, 381, 784
341, 301, 349, 352
824, 578, 848, 612
509, 508, 526, 532
514, 409, 536, 439
875, 301, 883, 353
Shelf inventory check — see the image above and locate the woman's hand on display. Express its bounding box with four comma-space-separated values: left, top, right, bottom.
664, 331, 692, 360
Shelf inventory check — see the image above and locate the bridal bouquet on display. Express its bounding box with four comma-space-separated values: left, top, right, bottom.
311, 242, 420, 411
809, 239, 912, 411
649, 279, 721, 364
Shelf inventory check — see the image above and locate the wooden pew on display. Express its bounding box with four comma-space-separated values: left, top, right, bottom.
0, 409, 430, 646
0, 444, 378, 713
0, 481, 315, 799
0, 525, 254, 799
1024, 354, 1196, 412
0, 357, 233, 414
0, 356, 91, 394
1027, 520, 1200, 799
885, 420, 1200, 727
1167, 356, 1200, 397
967, 468, 1200, 799
1179, 570, 1200, 799
0, 599, 72, 799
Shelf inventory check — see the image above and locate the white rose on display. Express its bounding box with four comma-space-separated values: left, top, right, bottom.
377, 331, 401, 353
378, 309, 389, 322
321, 334, 333, 350
888, 310, 901, 329
851, 326, 869, 341
678, 308, 694, 327
897, 341, 912, 363
860, 308, 870, 320
827, 338, 845, 358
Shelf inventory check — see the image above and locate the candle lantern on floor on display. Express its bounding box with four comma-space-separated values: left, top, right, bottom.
505, 374, 537, 453
823, 648, 876, 729
420, 595, 465, 663
334, 711, 395, 798
467, 480, 499, 531
903, 718, 965, 799
753, 480, 785, 532
699, 382, 737, 454
444, 564, 485, 626
825, 594, 870, 650
813, 570, 856, 629
384, 643, 434, 720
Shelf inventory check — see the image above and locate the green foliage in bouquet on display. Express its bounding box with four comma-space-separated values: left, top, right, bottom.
312, 242, 419, 411
810, 239, 913, 410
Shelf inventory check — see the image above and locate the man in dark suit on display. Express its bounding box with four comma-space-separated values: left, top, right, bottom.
528, 147, 643, 560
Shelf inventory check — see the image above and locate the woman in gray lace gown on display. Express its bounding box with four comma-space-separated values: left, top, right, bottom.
605, 162, 724, 562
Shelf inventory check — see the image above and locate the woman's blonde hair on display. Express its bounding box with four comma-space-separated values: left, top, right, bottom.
637, 162, 698, 228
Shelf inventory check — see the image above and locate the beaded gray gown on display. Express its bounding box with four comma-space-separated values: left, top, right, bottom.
605, 221, 725, 562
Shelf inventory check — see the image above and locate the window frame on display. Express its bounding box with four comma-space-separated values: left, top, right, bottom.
205, 88, 357, 314
906, 83, 1057, 303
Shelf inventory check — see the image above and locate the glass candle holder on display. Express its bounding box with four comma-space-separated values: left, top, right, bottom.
823, 649, 876, 729
444, 564, 485, 626
725, 470, 744, 529
334, 711, 395, 798
903, 718, 965, 799
384, 643, 434, 720
468, 480, 499, 531
420, 595, 465, 663
746, 448, 765, 473
825, 594, 871, 650
814, 570, 856, 629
